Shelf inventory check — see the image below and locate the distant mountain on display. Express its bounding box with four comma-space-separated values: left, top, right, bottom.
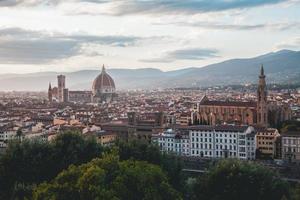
0, 49, 299, 91
163, 49, 300, 88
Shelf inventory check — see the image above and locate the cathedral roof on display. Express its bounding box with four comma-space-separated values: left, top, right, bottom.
92, 65, 115, 91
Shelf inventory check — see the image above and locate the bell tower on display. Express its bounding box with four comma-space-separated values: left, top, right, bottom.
48, 82, 52, 102
257, 65, 268, 127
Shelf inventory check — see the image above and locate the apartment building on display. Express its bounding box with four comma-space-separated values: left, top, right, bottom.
152, 125, 256, 160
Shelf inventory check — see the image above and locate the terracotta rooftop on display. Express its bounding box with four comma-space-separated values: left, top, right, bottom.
178, 124, 250, 132
200, 100, 256, 107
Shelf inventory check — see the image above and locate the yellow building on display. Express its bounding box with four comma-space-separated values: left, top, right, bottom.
256, 128, 280, 158
96, 131, 117, 146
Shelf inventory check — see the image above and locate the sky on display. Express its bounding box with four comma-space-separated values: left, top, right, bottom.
0, 0, 299, 73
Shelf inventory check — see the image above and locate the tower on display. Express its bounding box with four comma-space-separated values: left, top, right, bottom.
48, 82, 52, 102
63, 88, 69, 103
257, 65, 268, 127
57, 75, 65, 103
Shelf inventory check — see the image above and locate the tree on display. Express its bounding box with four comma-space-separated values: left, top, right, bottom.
191, 159, 290, 200
279, 120, 300, 132
16, 128, 23, 141
117, 139, 183, 191
0, 132, 103, 199
33, 154, 182, 200
292, 184, 300, 200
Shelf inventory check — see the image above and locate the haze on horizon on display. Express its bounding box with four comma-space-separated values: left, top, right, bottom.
0, 0, 300, 74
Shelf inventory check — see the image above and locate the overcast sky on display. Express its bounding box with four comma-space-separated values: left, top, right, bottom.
0, 0, 299, 73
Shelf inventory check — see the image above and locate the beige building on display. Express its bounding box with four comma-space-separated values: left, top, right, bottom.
256, 128, 280, 158
95, 131, 117, 146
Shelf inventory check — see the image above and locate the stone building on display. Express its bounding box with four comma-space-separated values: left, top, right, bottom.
256, 128, 280, 158
69, 91, 92, 103
48, 83, 52, 102
192, 66, 291, 128
57, 75, 65, 103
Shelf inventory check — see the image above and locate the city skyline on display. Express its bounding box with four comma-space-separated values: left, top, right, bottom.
0, 0, 300, 73
0, 1, 300, 199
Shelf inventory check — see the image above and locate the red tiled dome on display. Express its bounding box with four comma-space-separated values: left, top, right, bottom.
92, 66, 115, 93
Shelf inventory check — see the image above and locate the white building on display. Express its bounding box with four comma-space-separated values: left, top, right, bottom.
0, 129, 18, 148
282, 132, 300, 162
189, 125, 256, 160
152, 125, 256, 160
152, 129, 190, 156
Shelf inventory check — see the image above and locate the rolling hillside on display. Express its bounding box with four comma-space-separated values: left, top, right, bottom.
0, 49, 299, 91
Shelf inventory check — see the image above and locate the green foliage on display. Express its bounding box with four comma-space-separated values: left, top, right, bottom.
279, 120, 300, 133
117, 139, 162, 164
292, 184, 300, 200
33, 154, 182, 200
1, 133, 296, 200
117, 139, 184, 191
191, 159, 290, 200
0, 132, 103, 199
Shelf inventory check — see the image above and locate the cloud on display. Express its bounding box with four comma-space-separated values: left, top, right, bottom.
154, 21, 300, 31
275, 37, 300, 50
0, 0, 291, 15
0, 27, 142, 64
140, 48, 219, 63
0, 0, 106, 7
74, 0, 289, 16
0, 0, 57, 7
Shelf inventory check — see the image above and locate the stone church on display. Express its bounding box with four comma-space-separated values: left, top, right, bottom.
192, 66, 291, 128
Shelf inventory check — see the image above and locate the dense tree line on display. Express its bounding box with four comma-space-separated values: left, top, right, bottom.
33, 154, 181, 200
0, 132, 103, 199
190, 159, 291, 200
279, 120, 300, 133
0, 132, 299, 199
116, 140, 183, 192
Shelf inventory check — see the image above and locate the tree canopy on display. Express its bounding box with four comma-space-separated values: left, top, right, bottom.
0, 132, 298, 200
33, 154, 182, 200
191, 159, 290, 200
0, 131, 103, 199
117, 139, 183, 191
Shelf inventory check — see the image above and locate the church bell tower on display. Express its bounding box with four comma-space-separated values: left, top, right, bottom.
257, 65, 268, 127
48, 83, 53, 102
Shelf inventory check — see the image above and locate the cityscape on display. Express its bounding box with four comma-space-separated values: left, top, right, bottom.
0, 0, 300, 200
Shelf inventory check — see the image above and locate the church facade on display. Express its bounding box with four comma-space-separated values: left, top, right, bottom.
192, 66, 291, 128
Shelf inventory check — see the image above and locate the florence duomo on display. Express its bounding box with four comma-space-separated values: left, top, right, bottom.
47, 65, 116, 104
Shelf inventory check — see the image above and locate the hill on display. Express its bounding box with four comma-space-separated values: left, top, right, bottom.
0, 49, 299, 91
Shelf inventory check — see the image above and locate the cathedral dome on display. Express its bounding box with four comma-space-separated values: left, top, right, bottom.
92, 65, 115, 95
